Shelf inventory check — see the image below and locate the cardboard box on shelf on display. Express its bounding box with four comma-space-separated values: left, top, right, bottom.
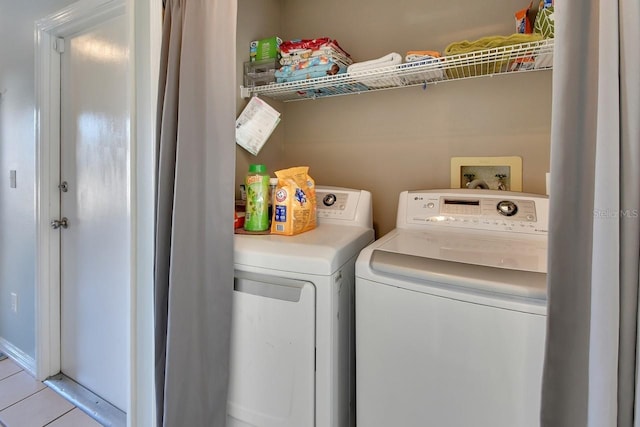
250, 36, 282, 62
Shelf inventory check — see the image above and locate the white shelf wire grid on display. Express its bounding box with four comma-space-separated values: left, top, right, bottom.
241, 38, 554, 102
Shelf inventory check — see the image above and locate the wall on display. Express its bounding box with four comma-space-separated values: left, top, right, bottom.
237, 0, 552, 237
236, 0, 288, 185
0, 0, 78, 362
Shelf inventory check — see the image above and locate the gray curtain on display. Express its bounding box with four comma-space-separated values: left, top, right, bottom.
154, 0, 237, 426
541, 0, 640, 426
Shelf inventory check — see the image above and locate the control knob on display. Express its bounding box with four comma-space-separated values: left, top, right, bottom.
496, 200, 518, 216
323, 193, 337, 207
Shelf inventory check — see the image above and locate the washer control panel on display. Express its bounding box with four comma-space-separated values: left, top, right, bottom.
400, 190, 548, 234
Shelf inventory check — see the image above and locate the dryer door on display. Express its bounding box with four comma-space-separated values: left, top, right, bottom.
228, 271, 316, 427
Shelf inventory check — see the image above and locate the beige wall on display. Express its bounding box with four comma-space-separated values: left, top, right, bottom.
237, 0, 552, 237
236, 0, 287, 186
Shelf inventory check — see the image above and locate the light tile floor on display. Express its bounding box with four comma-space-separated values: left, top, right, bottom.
0, 357, 101, 427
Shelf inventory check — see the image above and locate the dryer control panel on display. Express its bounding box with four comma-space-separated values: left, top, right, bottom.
398, 189, 549, 234
315, 186, 373, 228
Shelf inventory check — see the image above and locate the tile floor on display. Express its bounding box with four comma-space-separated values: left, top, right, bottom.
0, 357, 101, 427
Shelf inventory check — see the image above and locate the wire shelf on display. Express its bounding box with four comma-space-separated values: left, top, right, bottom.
240, 38, 554, 102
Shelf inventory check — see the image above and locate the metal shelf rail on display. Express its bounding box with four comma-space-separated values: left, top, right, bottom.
240, 38, 554, 102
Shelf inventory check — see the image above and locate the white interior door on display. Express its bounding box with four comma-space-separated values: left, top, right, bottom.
59, 11, 130, 412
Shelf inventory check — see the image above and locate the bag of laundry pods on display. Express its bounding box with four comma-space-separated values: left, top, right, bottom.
270, 166, 317, 235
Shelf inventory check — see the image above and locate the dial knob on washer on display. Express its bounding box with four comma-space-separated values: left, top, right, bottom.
323, 193, 337, 206
497, 200, 518, 216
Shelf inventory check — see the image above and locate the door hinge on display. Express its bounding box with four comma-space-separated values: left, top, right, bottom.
53, 38, 65, 54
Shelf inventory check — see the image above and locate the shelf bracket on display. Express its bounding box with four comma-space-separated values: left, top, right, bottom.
240, 86, 251, 99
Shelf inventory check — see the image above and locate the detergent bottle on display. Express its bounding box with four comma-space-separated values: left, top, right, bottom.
244, 164, 270, 231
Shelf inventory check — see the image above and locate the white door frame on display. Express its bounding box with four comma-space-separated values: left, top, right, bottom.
34, 0, 160, 425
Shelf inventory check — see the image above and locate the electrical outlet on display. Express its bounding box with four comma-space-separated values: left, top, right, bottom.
10, 293, 18, 313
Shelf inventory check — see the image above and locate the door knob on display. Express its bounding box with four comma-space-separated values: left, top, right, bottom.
51, 217, 69, 229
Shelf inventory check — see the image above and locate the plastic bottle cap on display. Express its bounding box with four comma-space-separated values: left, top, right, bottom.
269, 177, 278, 185
249, 164, 266, 173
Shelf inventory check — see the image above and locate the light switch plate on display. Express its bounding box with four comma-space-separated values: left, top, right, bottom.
9, 170, 16, 188
11, 292, 18, 313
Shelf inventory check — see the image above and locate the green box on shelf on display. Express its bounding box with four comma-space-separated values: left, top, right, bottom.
534, 6, 554, 38
250, 36, 282, 62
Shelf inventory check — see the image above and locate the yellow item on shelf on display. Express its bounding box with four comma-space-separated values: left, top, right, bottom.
444, 33, 544, 78
444, 33, 543, 55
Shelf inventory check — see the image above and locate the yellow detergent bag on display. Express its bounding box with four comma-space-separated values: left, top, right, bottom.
270, 166, 317, 236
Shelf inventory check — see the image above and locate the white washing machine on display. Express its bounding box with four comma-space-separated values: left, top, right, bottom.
228, 186, 374, 427
356, 189, 549, 427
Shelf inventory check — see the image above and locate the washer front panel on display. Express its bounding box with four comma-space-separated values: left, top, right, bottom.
356, 277, 545, 427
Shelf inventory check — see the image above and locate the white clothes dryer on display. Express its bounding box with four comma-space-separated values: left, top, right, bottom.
356, 189, 548, 427
228, 186, 374, 427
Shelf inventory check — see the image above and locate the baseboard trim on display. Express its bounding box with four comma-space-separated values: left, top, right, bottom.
0, 337, 36, 374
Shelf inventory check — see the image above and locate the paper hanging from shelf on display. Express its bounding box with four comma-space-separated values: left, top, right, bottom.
235, 96, 281, 155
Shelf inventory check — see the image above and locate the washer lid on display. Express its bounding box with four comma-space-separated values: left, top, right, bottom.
374, 228, 547, 273
367, 249, 546, 301
234, 224, 374, 275
356, 228, 547, 303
